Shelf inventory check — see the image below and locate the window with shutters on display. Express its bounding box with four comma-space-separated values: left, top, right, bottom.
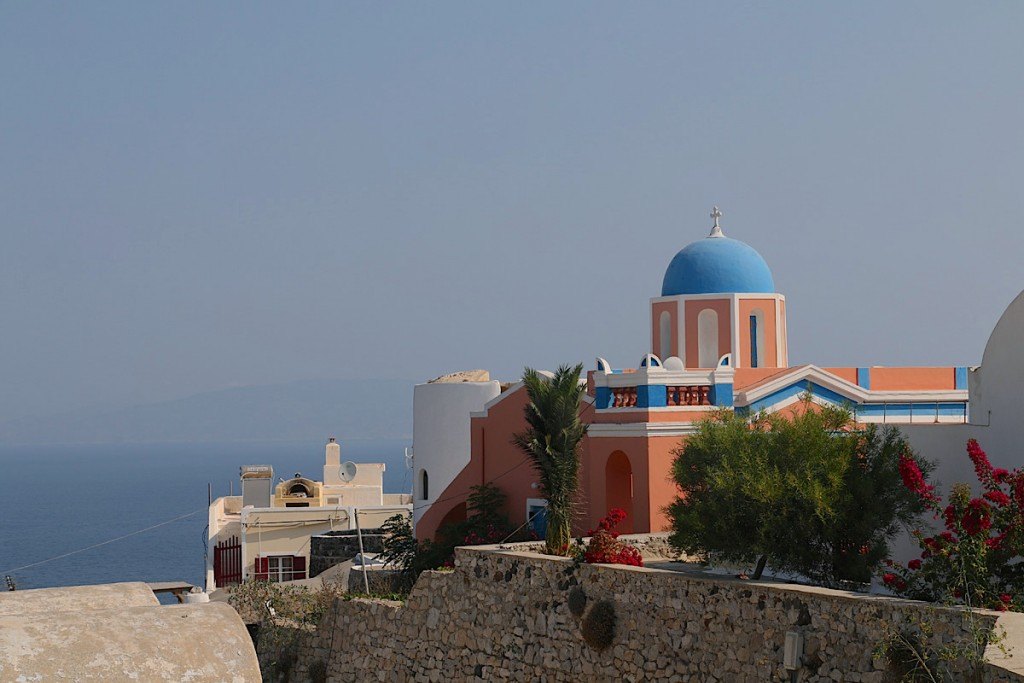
259, 555, 307, 582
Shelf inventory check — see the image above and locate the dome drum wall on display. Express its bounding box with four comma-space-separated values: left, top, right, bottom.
650, 293, 788, 370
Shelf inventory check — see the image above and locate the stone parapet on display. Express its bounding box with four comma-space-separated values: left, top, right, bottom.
292, 543, 1021, 682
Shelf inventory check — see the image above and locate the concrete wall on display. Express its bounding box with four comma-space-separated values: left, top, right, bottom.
0, 595, 259, 681
291, 545, 1020, 682
0, 581, 158, 616
412, 379, 501, 531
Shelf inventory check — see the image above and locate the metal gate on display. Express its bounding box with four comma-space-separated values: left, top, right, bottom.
213, 535, 242, 587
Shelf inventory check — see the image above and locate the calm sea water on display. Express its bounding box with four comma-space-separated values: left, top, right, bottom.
0, 440, 410, 594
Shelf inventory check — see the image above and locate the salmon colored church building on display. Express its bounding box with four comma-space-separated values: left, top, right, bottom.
411, 208, 971, 541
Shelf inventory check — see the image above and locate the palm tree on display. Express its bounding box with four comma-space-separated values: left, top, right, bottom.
512, 364, 588, 555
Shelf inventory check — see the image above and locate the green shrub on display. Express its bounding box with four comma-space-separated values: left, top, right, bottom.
307, 659, 328, 683
580, 599, 616, 651
668, 397, 932, 586
567, 586, 587, 617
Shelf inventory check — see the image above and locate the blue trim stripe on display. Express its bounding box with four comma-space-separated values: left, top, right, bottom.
710, 382, 734, 407
955, 367, 968, 390
636, 385, 667, 408
744, 380, 849, 414
856, 403, 966, 418
857, 367, 870, 390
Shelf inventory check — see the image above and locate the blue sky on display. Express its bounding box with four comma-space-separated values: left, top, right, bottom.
2, 2, 1022, 420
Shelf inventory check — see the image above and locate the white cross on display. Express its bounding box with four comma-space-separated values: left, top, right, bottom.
710, 206, 722, 228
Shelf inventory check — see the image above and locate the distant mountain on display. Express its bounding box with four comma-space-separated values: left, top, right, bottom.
0, 379, 414, 445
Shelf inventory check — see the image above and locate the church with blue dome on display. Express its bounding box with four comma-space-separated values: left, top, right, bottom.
412, 206, 972, 541
651, 207, 788, 371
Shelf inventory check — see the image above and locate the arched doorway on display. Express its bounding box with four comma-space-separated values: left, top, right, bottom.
605, 451, 634, 533
437, 501, 467, 533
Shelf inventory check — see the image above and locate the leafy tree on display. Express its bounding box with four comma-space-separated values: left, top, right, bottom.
668, 397, 931, 586
512, 364, 588, 556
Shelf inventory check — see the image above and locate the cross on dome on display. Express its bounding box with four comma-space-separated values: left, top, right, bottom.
709, 206, 724, 238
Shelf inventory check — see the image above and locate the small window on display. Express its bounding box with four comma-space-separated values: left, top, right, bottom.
267, 556, 299, 582
750, 308, 766, 368
659, 311, 672, 358
697, 309, 719, 368
420, 469, 429, 501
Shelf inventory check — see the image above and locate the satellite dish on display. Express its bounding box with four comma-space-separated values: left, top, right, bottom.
339, 461, 358, 483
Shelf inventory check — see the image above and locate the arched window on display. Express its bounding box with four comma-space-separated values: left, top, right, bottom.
419, 469, 429, 501
697, 309, 719, 368
605, 451, 634, 534
750, 308, 766, 368
659, 311, 672, 359
288, 482, 310, 497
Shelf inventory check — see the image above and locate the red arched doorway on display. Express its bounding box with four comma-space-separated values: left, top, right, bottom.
605, 451, 634, 534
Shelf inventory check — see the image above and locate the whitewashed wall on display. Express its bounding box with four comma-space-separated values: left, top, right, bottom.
411, 380, 501, 532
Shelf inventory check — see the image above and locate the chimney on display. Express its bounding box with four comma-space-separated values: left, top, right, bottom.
325, 437, 341, 466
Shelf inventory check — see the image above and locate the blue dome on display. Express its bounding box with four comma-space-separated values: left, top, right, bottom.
661, 236, 775, 296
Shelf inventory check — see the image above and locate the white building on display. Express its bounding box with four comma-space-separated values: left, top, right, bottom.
206, 438, 412, 590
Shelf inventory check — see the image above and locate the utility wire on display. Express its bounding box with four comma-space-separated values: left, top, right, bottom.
1, 508, 206, 575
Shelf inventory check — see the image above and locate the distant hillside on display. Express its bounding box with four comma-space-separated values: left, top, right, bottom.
0, 379, 414, 445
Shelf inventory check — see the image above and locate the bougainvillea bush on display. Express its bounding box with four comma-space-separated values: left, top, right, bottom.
583, 508, 643, 567
884, 439, 1024, 611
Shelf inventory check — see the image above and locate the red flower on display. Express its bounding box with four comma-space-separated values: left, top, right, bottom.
961, 498, 993, 536
967, 439, 995, 486
987, 533, 1006, 551
1001, 594, 1012, 603
993, 468, 1011, 483
908, 559, 922, 570
899, 454, 936, 502
984, 490, 1011, 506
882, 573, 898, 586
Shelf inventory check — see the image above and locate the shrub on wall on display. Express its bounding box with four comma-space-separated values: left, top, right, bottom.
583, 508, 643, 567
380, 483, 523, 587
580, 599, 617, 651
668, 397, 932, 586
883, 439, 1024, 611
567, 586, 588, 617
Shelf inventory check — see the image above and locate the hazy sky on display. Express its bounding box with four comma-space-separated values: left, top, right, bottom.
2, 2, 1022, 421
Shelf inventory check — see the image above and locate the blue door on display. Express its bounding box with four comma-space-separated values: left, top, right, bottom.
528, 504, 547, 539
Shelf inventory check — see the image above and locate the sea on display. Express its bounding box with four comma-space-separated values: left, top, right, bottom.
0, 439, 410, 599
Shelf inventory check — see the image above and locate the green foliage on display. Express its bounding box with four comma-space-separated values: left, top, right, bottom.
228, 579, 340, 626
227, 579, 345, 682
580, 599, 617, 651
884, 439, 1024, 612
512, 364, 588, 555
668, 397, 931, 587
307, 660, 328, 683
567, 586, 587, 617
379, 483, 518, 590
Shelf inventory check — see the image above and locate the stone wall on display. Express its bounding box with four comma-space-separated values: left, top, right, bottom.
291, 545, 1022, 682
309, 529, 385, 578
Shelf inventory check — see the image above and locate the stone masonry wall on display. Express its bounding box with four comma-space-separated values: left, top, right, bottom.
291, 545, 1021, 682
308, 530, 385, 578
